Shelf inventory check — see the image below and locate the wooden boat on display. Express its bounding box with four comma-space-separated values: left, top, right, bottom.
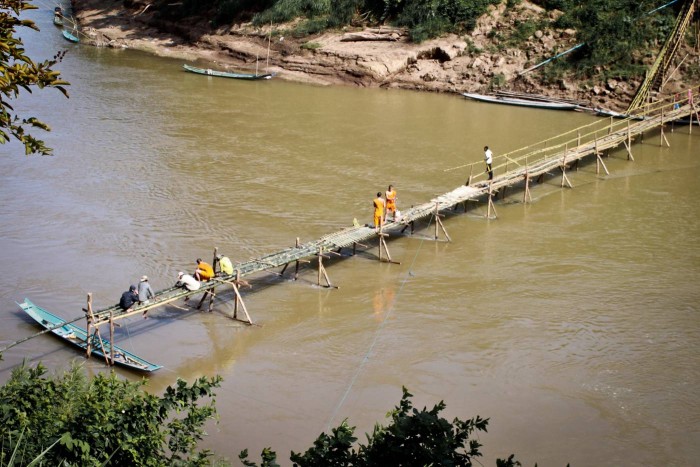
461, 92, 579, 110
18, 299, 162, 373
62, 29, 79, 43
183, 64, 275, 80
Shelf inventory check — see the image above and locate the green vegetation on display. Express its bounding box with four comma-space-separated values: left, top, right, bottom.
147, 0, 681, 81
0, 363, 222, 466
533, 0, 677, 78
0, 0, 69, 155
149, 0, 501, 43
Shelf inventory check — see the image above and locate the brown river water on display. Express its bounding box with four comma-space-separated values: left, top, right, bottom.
1, 8, 699, 466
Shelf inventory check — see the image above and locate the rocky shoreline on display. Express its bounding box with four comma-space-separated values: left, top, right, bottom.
70, 0, 696, 112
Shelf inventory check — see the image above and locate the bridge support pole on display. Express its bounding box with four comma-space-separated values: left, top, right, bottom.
486, 184, 497, 219
85, 293, 110, 366
625, 120, 635, 161
109, 311, 115, 365
317, 247, 338, 288
523, 171, 532, 204
560, 154, 573, 189
377, 226, 400, 264
86, 293, 92, 359
660, 107, 671, 148
433, 202, 451, 242
227, 272, 253, 324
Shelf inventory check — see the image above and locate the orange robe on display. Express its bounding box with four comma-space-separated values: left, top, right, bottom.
385, 189, 396, 213
373, 197, 385, 227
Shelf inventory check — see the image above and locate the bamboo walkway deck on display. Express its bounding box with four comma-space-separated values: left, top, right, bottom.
84, 85, 700, 333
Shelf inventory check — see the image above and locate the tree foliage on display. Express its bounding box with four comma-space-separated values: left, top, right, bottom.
532, 0, 677, 78
0, 362, 222, 466
0, 0, 69, 155
240, 387, 522, 467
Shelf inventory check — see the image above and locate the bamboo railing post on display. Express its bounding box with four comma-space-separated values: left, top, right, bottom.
466, 164, 473, 186
109, 311, 115, 365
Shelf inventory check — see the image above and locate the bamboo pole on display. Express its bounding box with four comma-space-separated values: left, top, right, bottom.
86, 293, 92, 359
233, 271, 240, 319
109, 311, 115, 365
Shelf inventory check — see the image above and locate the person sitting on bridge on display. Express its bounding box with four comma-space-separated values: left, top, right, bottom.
216, 254, 234, 276
194, 258, 214, 281
119, 284, 139, 311
176, 271, 200, 302
373, 192, 385, 230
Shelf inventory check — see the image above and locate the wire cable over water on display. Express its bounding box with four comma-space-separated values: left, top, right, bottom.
324, 216, 433, 431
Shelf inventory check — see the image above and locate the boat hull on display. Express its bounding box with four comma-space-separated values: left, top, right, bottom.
462, 92, 578, 110
183, 64, 274, 80
62, 29, 79, 43
18, 299, 162, 372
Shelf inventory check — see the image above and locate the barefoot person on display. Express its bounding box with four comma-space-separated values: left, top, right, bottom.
385, 185, 397, 222
373, 192, 385, 229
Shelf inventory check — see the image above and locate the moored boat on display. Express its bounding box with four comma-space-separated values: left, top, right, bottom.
18, 299, 162, 373
183, 63, 275, 80
461, 92, 579, 110
62, 29, 79, 43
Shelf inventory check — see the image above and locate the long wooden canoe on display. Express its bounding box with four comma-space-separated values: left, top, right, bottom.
62, 29, 79, 43
18, 299, 162, 373
183, 63, 275, 80
462, 92, 578, 110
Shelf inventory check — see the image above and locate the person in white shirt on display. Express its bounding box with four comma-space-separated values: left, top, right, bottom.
176, 271, 200, 302
484, 145, 493, 181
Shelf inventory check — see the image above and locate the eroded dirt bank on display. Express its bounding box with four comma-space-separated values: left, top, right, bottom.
70, 0, 697, 112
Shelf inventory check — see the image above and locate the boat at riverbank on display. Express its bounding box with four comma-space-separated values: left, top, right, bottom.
462, 92, 579, 110
18, 299, 162, 373
183, 64, 275, 80
62, 29, 79, 43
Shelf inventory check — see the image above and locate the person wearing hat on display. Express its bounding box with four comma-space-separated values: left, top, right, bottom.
216, 254, 234, 276
138, 275, 155, 306
176, 271, 201, 300
118, 284, 139, 311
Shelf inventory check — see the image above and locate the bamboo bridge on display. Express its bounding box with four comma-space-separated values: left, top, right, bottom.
13, 85, 700, 369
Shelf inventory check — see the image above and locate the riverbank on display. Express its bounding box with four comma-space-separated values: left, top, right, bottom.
70, 0, 697, 112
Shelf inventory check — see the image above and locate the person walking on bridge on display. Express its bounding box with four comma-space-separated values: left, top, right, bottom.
373, 192, 385, 230
484, 145, 494, 181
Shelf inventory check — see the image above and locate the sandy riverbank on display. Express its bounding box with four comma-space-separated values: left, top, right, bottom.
70, 0, 696, 112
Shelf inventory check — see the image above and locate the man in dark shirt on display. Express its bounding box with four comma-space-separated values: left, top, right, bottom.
119, 284, 139, 311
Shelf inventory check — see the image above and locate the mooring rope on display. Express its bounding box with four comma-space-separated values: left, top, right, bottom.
324, 214, 433, 432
